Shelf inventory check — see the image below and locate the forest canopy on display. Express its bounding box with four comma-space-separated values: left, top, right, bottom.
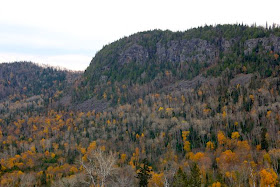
1, 24, 280, 186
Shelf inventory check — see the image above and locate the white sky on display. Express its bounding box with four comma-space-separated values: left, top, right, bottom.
0, 0, 280, 71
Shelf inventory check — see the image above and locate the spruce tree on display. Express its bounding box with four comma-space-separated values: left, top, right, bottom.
136, 158, 152, 187
172, 167, 187, 187
189, 163, 201, 187
261, 127, 269, 151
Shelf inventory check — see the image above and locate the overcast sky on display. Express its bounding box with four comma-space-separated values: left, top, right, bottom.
0, 0, 279, 71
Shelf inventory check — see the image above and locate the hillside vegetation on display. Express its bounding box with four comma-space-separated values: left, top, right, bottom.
1, 24, 280, 186
0, 62, 81, 102
74, 24, 280, 105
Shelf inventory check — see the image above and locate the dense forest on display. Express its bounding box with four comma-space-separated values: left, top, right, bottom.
1, 24, 280, 186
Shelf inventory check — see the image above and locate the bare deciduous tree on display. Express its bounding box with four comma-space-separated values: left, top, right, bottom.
52, 173, 86, 187
111, 166, 135, 187
20, 173, 36, 187
80, 149, 116, 187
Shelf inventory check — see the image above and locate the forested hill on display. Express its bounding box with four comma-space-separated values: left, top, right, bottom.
73, 24, 280, 107
0, 62, 81, 102
0, 24, 280, 186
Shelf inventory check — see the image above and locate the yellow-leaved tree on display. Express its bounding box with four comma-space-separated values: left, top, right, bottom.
259, 168, 278, 187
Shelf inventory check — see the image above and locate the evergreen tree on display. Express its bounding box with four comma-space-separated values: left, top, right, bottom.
136, 158, 152, 187
172, 167, 187, 187
40, 171, 47, 185
261, 127, 269, 151
189, 163, 201, 187
173, 164, 201, 187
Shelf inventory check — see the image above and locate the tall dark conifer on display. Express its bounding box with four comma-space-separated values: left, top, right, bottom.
136, 158, 152, 187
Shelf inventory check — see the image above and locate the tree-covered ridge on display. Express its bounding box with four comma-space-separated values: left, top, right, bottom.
74, 24, 280, 105
0, 62, 81, 102
85, 24, 280, 79
1, 24, 280, 186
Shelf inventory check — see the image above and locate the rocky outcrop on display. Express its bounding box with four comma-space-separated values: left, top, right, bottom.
84, 28, 280, 91
156, 39, 219, 64
221, 38, 236, 53
116, 37, 241, 66
118, 44, 149, 65
230, 74, 253, 86
244, 35, 280, 55
103, 35, 280, 67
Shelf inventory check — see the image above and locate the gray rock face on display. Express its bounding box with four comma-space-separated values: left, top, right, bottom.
118, 44, 149, 65
221, 38, 236, 53
104, 35, 280, 69
230, 74, 253, 86
244, 35, 280, 55
116, 38, 222, 66
156, 39, 219, 64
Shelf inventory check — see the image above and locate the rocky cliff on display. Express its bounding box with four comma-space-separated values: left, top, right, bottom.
74, 25, 280, 107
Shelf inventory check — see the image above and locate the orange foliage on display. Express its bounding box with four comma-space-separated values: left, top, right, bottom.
183, 141, 191, 152
182, 131, 190, 141
191, 152, 205, 162
217, 131, 227, 145
212, 182, 221, 187
149, 172, 164, 187
206, 141, 214, 150
259, 168, 278, 187
231, 131, 240, 139
87, 141, 97, 153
